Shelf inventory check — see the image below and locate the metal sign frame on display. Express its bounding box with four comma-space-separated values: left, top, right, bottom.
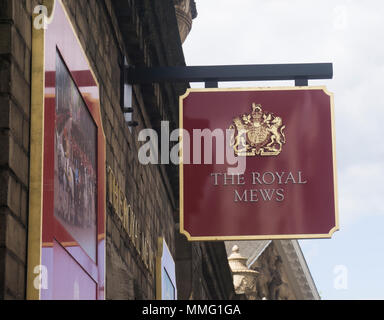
125, 63, 333, 87
124, 62, 335, 242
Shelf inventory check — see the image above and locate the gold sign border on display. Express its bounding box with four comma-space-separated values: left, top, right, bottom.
27, 0, 56, 301
179, 86, 339, 242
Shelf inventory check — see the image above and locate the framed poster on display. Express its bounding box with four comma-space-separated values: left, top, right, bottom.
28, 0, 106, 300
156, 237, 177, 300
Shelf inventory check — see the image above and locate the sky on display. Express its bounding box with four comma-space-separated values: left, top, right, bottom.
182, 0, 384, 300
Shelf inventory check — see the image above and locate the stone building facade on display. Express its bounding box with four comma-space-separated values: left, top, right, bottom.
226, 240, 320, 300
0, 0, 319, 301
0, 0, 234, 300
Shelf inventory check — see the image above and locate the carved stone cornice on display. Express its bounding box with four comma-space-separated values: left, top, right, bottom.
274, 240, 320, 300
174, 0, 198, 43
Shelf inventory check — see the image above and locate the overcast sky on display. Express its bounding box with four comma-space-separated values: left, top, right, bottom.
183, 0, 384, 299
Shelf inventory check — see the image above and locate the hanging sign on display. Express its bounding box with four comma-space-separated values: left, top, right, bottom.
180, 87, 339, 241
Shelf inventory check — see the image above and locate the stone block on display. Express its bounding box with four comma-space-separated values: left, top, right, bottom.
0, 210, 5, 246
7, 174, 21, 218
0, 24, 11, 55
16, 260, 25, 299
0, 170, 9, 208
0, 96, 10, 128
19, 187, 27, 227
0, 130, 10, 167
0, 57, 11, 93
4, 252, 19, 298
5, 213, 27, 264
9, 102, 24, 146
9, 135, 29, 186
0, 0, 13, 19
23, 44, 31, 82
13, 0, 31, 49
10, 63, 30, 118
11, 25, 27, 73
22, 117, 29, 151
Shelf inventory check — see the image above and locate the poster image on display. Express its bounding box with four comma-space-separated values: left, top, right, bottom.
54, 51, 97, 261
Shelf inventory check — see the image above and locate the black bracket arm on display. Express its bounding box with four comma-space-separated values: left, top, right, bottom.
121, 62, 333, 126
125, 63, 333, 87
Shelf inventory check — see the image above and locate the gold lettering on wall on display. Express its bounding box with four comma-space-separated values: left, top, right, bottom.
107, 166, 153, 272
123, 199, 129, 232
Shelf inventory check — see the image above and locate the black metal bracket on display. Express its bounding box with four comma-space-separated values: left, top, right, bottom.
121, 63, 333, 125
125, 63, 333, 88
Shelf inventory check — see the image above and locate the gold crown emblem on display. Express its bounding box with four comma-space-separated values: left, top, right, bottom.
229, 103, 286, 156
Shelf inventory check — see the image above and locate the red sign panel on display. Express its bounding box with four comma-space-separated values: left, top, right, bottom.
180, 87, 339, 241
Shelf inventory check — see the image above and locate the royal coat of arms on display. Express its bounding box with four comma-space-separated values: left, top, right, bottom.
229, 103, 286, 156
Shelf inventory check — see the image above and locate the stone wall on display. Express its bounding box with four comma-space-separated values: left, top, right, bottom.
0, 0, 235, 301
61, 0, 177, 299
